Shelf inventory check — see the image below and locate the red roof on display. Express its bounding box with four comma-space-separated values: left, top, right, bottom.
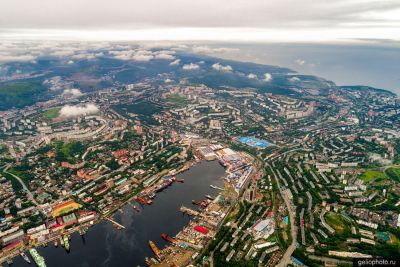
194, 225, 208, 234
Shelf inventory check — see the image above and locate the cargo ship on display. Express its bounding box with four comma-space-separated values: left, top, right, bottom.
148, 240, 161, 259
63, 235, 70, 251
161, 233, 177, 243
20, 252, 31, 264
29, 248, 46, 267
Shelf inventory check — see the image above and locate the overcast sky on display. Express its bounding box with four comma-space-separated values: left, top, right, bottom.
1, 0, 400, 41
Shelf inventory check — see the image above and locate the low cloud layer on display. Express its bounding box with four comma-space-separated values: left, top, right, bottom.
263, 73, 272, 82
59, 103, 99, 118
62, 88, 83, 97
212, 63, 233, 72
182, 63, 200, 70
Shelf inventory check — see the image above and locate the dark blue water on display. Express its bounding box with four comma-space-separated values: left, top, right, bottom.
208, 43, 400, 94
10, 161, 225, 267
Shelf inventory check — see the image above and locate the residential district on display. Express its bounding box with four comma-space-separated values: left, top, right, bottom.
0, 78, 400, 267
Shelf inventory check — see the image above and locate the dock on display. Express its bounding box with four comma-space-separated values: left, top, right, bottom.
104, 217, 126, 229
180, 206, 200, 216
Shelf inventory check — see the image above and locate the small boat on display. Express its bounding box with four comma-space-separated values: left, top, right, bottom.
7, 258, 13, 265
54, 239, 58, 247
133, 205, 140, 212
60, 237, 64, 247
176, 179, 184, 183
205, 195, 214, 200
21, 252, 31, 264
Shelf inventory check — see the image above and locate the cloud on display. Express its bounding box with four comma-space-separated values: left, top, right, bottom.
170, 59, 181, 66
164, 78, 173, 83
182, 63, 200, 70
0, 54, 37, 63
62, 88, 83, 97
289, 76, 300, 82
263, 73, 272, 82
192, 46, 239, 54
212, 63, 233, 72
71, 52, 103, 60
295, 59, 306, 65
59, 103, 99, 118
247, 73, 258, 79
67, 60, 74, 64
110, 49, 175, 62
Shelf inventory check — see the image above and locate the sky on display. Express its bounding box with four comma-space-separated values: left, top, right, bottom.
1, 0, 400, 42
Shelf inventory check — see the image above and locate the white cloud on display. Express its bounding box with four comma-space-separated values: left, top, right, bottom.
212, 63, 233, 72
192, 46, 239, 54
289, 76, 300, 82
59, 103, 99, 118
62, 88, 83, 97
247, 73, 258, 79
182, 63, 200, 70
0, 54, 37, 63
295, 59, 306, 65
170, 59, 181, 66
67, 60, 74, 64
110, 49, 175, 62
164, 78, 173, 83
263, 73, 272, 82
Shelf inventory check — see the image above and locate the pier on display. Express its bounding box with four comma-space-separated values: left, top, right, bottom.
180, 206, 200, 216
104, 217, 126, 229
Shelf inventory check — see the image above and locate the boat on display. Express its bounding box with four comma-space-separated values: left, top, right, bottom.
63, 235, 70, 251
161, 233, 177, 243
29, 248, 46, 267
7, 258, 13, 265
54, 239, 58, 247
148, 240, 161, 259
219, 160, 227, 168
60, 237, 64, 247
21, 252, 31, 264
176, 179, 184, 183
133, 205, 140, 212
205, 195, 214, 200
210, 185, 224, 190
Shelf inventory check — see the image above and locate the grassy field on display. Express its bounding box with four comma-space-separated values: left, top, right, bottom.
42, 107, 61, 119
360, 169, 387, 184
325, 213, 347, 234
165, 94, 187, 107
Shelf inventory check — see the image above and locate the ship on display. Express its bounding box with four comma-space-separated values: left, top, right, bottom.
54, 239, 58, 247
210, 185, 224, 190
218, 160, 227, 168
161, 233, 177, 243
205, 195, 214, 200
148, 240, 161, 260
133, 205, 140, 212
29, 248, 46, 267
60, 236, 64, 247
21, 252, 31, 264
176, 179, 184, 183
145, 257, 159, 266
63, 235, 70, 251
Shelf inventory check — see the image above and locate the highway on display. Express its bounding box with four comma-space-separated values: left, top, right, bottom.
3, 164, 39, 207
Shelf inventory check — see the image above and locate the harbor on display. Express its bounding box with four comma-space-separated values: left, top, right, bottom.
7, 161, 225, 267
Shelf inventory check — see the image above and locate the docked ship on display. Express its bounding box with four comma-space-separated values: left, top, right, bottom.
54, 239, 58, 247
176, 179, 184, 183
20, 252, 31, 264
205, 195, 214, 200
161, 233, 177, 243
63, 235, 70, 251
29, 248, 46, 267
218, 160, 227, 168
148, 240, 161, 259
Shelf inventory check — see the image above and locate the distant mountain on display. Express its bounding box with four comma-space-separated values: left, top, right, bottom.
0, 50, 393, 111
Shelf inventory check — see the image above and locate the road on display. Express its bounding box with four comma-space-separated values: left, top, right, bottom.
267, 163, 298, 267
3, 164, 40, 207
